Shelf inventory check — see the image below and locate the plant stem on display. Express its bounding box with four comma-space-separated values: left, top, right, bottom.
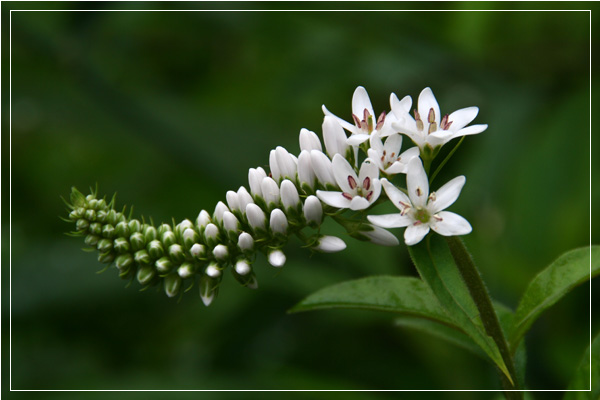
429, 136, 465, 185
445, 236, 522, 399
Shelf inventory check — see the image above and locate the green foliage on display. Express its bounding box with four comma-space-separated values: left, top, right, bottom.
509, 246, 600, 353
564, 331, 600, 398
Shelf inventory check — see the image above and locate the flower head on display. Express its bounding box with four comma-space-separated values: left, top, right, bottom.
316, 154, 381, 211
322, 86, 397, 146
367, 133, 420, 175
390, 87, 487, 151
367, 158, 471, 245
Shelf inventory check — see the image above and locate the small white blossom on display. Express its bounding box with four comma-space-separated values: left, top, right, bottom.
359, 224, 400, 246
322, 86, 397, 146
237, 186, 254, 211
299, 128, 322, 152
368, 158, 472, 246
204, 223, 219, 242
316, 154, 381, 211
235, 260, 251, 276
190, 243, 206, 257
213, 201, 229, 224
222, 211, 239, 233
196, 210, 211, 229
178, 263, 195, 279
367, 134, 420, 175
390, 87, 487, 150
226, 190, 240, 212
206, 262, 222, 278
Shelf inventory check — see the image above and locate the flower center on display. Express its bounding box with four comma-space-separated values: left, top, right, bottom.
413, 207, 430, 224
414, 108, 453, 134
343, 176, 374, 201
353, 108, 386, 134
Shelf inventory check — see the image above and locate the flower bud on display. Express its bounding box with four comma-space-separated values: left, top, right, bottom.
96, 210, 107, 223
213, 244, 229, 261
323, 116, 349, 158
157, 223, 172, 236
178, 262, 196, 279
89, 222, 102, 236
102, 223, 115, 238
261, 177, 280, 206
106, 209, 119, 226
248, 167, 267, 197
164, 274, 182, 298
246, 204, 266, 231
303, 195, 323, 226
115, 253, 133, 270
299, 128, 323, 152
182, 228, 198, 248
358, 225, 400, 246
268, 249, 286, 268
196, 210, 211, 230
130, 232, 145, 251
155, 257, 173, 273
114, 237, 130, 253
275, 146, 297, 181
213, 202, 229, 224
269, 149, 282, 182
205, 262, 222, 278
200, 274, 219, 306
280, 179, 300, 212
128, 219, 141, 233
98, 251, 114, 264
84, 234, 100, 247
97, 238, 112, 253
115, 221, 129, 237
226, 190, 240, 212
76, 219, 89, 231
222, 211, 239, 233
135, 249, 150, 264
161, 230, 176, 247
175, 220, 193, 239
237, 232, 254, 252
144, 225, 157, 242
232, 261, 258, 289
310, 150, 337, 187
269, 209, 288, 235
147, 239, 164, 258
314, 235, 346, 253
204, 223, 220, 245
96, 199, 107, 210
298, 150, 317, 190
236, 186, 254, 211
234, 259, 251, 276
137, 265, 155, 285
84, 209, 96, 221
190, 243, 206, 258
87, 198, 99, 210
168, 244, 185, 263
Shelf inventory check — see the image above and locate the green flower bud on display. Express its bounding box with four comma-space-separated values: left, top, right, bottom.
164, 274, 182, 298
137, 265, 155, 285
106, 210, 119, 226
232, 266, 258, 289
168, 244, 185, 263
84, 209, 96, 222
96, 210, 107, 223
85, 194, 95, 202
115, 221, 129, 238
162, 231, 176, 247
134, 249, 150, 264
147, 240, 164, 259
115, 253, 134, 270
182, 228, 198, 249
190, 243, 206, 259
114, 237, 130, 253
84, 234, 100, 247
157, 223, 171, 236
102, 224, 115, 238
200, 274, 219, 306
69, 209, 82, 220
144, 226, 157, 242
130, 232, 145, 251
76, 219, 89, 231
176, 219, 194, 237
178, 262, 196, 279
128, 219, 141, 233
88, 199, 99, 210
89, 222, 102, 235
205, 262, 222, 278
155, 257, 173, 274
98, 251, 114, 264
97, 238, 113, 253
96, 199, 107, 210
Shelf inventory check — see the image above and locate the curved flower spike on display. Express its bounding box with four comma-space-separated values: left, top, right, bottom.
368, 158, 471, 245
322, 86, 397, 147
316, 154, 381, 211
367, 133, 420, 175
390, 87, 487, 150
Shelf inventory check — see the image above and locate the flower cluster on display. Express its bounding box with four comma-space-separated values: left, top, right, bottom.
65, 86, 486, 305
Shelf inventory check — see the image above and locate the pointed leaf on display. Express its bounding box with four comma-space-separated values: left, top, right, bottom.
509, 246, 600, 351
289, 276, 454, 327
564, 330, 600, 398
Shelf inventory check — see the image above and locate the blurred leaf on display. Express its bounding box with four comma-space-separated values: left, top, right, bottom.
288, 276, 454, 326
408, 234, 511, 382
563, 330, 599, 398
509, 246, 599, 352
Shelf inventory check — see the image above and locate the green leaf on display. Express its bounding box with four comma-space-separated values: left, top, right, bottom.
564, 330, 600, 399
408, 234, 511, 382
289, 276, 454, 327
509, 246, 600, 352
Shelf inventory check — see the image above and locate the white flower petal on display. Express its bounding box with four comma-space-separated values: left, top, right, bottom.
352, 86, 375, 120
369, 133, 384, 153
322, 104, 356, 133
390, 93, 412, 116
367, 148, 385, 171
455, 124, 488, 137
310, 150, 337, 186
367, 213, 412, 228
418, 87, 441, 125
381, 178, 411, 211
430, 175, 466, 213
323, 116, 349, 157
431, 211, 472, 236
448, 106, 479, 131
358, 158, 379, 186
316, 190, 352, 209
349, 196, 370, 210
368, 178, 382, 204
332, 154, 358, 193
269, 149, 281, 182
406, 158, 429, 207
361, 225, 399, 246
404, 223, 430, 246
299, 128, 322, 152
383, 133, 403, 155
346, 133, 370, 146
275, 146, 297, 180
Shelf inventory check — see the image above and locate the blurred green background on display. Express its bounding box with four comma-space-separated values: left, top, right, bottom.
3, 2, 597, 399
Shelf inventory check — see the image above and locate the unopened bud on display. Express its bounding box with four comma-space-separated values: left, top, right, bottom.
115, 221, 129, 237
134, 249, 150, 264
97, 238, 112, 253
314, 235, 346, 253
310, 150, 336, 187
147, 239, 164, 258
161, 230, 176, 247
248, 167, 267, 198
226, 190, 240, 212
102, 224, 115, 238
182, 228, 198, 248
246, 204, 266, 232
299, 128, 323, 152
84, 234, 100, 247
199, 274, 219, 306
269, 149, 282, 182
236, 186, 254, 211
261, 177, 280, 206
190, 243, 206, 258
157, 223, 171, 236
130, 232, 145, 251
275, 146, 297, 181
222, 211, 239, 233
237, 232, 254, 252
128, 219, 141, 233
213, 244, 229, 261
280, 180, 300, 212
196, 210, 211, 230
204, 223, 220, 245
114, 237, 130, 253
76, 219, 89, 231
164, 274, 182, 298
144, 226, 157, 242
268, 249, 286, 268
303, 195, 323, 226
137, 265, 155, 285
298, 150, 316, 190
168, 244, 185, 263
205, 262, 222, 278
115, 253, 133, 270
269, 208, 288, 235
234, 260, 251, 276
98, 251, 114, 264
155, 257, 173, 273
178, 262, 196, 279
176, 219, 193, 237
89, 222, 102, 236
213, 201, 229, 224
84, 209, 96, 221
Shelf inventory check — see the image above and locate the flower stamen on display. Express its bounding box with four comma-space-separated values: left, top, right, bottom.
348, 176, 357, 189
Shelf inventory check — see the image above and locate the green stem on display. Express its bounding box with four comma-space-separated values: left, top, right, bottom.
445, 236, 522, 399
429, 136, 465, 185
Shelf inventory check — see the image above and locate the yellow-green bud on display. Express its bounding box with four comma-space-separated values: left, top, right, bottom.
128, 219, 141, 233
102, 224, 115, 238
115, 221, 129, 238
106, 210, 119, 226
96, 210, 107, 223
98, 251, 114, 264
115, 253, 133, 270
76, 219, 89, 231
162, 231, 176, 247
147, 240, 164, 259
89, 222, 102, 235
114, 237, 130, 253
144, 226, 157, 242
97, 238, 112, 253
130, 232, 145, 251
168, 244, 185, 263
157, 223, 171, 236
134, 249, 150, 264
84, 234, 100, 247
164, 274, 182, 298
84, 209, 96, 221
155, 257, 173, 273
137, 265, 155, 285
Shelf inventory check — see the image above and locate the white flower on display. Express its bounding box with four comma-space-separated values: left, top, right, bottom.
313, 235, 346, 253
390, 87, 487, 150
299, 128, 322, 152
316, 154, 381, 211
322, 116, 349, 158
246, 203, 267, 231
235, 260, 251, 276
213, 201, 229, 224
368, 158, 472, 246
236, 186, 254, 211
226, 190, 240, 212
367, 134, 420, 175
322, 86, 397, 146
196, 210, 211, 229
222, 211, 239, 233
213, 244, 229, 260
310, 150, 337, 187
